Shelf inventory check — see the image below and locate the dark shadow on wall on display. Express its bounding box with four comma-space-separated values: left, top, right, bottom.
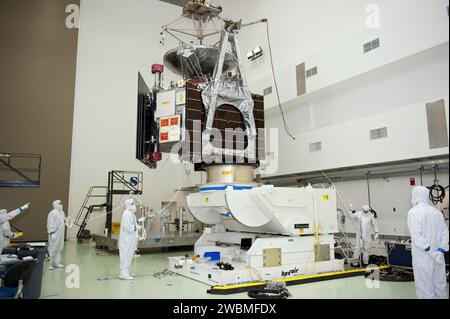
0, 0, 80, 241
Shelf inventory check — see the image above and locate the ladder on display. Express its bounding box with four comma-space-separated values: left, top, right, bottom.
74, 171, 143, 242
335, 232, 361, 266
74, 186, 107, 243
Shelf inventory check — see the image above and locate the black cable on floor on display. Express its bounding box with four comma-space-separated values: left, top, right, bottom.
248, 288, 289, 299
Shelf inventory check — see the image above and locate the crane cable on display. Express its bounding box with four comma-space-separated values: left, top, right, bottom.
264, 20, 296, 141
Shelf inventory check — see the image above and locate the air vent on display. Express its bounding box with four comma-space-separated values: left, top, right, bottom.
306, 66, 318, 78
263, 86, 273, 96
370, 127, 388, 140
363, 38, 381, 53
309, 142, 322, 153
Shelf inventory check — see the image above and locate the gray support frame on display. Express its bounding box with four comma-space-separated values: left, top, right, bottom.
201, 24, 257, 163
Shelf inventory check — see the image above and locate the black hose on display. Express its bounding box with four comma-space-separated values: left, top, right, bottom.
377, 267, 415, 282
428, 184, 448, 205
248, 288, 289, 299
370, 207, 378, 219
337, 208, 346, 224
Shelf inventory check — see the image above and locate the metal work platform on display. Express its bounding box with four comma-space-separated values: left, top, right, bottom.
74, 171, 144, 243
92, 231, 201, 252
0, 152, 41, 187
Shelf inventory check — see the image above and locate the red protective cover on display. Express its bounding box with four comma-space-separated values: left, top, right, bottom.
151, 64, 164, 74
148, 152, 162, 161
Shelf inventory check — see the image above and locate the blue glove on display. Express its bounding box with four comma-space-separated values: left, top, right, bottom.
431, 250, 445, 264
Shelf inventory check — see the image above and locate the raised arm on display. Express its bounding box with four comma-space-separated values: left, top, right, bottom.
0, 203, 29, 223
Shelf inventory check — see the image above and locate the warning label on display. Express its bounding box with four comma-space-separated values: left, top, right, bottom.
159, 115, 181, 144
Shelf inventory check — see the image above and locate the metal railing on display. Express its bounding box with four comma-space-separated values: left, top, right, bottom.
74, 186, 107, 227
74, 186, 108, 242
0, 152, 42, 187
109, 170, 143, 194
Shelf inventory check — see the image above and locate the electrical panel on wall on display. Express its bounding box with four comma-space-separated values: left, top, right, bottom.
296, 63, 307, 96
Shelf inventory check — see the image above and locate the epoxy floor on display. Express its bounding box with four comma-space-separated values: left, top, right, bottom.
40, 240, 442, 299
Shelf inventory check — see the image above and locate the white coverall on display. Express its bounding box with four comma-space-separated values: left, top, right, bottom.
2, 220, 14, 249
350, 207, 379, 265
118, 199, 138, 280
407, 186, 449, 299
47, 200, 67, 268
0, 208, 23, 252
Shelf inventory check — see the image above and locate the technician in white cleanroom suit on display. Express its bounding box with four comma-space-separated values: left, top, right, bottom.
2, 219, 24, 248
349, 204, 379, 265
407, 186, 449, 299
0, 204, 30, 252
118, 199, 141, 280
47, 200, 68, 270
